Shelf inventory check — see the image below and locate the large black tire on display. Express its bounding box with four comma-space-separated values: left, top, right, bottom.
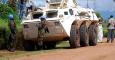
80, 24, 89, 47
43, 41, 56, 49
89, 24, 97, 46
23, 40, 35, 51
69, 25, 80, 48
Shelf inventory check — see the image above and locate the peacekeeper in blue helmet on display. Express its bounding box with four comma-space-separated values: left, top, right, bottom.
7, 13, 16, 52
40, 16, 49, 33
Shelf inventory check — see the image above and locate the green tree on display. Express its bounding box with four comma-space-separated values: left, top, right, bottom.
7, 0, 17, 12
0, 4, 13, 19
96, 12, 102, 18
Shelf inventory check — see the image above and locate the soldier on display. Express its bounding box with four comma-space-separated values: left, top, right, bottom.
8, 14, 16, 52
26, 0, 35, 15
37, 16, 49, 49
40, 17, 49, 33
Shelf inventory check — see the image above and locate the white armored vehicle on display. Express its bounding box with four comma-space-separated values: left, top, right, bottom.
22, 0, 99, 50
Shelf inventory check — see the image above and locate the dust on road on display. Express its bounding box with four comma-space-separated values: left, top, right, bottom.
14, 38, 115, 60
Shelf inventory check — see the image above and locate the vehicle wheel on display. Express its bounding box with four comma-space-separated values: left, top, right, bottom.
43, 41, 56, 49
80, 24, 89, 47
69, 25, 80, 48
88, 24, 97, 46
23, 40, 35, 51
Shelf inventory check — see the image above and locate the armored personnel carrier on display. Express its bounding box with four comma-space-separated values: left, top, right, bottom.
22, 0, 99, 50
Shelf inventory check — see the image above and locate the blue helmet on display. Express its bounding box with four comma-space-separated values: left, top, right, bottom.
8, 13, 14, 20
40, 16, 46, 21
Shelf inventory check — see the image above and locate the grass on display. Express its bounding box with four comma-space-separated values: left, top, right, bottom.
0, 18, 22, 30
0, 19, 9, 30
56, 41, 70, 48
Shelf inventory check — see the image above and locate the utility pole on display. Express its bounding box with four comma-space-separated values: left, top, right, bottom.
113, 0, 115, 3
113, 0, 115, 11
87, 0, 89, 8
86, 0, 96, 9
93, 0, 96, 10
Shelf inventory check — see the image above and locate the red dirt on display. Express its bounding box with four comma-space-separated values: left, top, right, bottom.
14, 38, 115, 60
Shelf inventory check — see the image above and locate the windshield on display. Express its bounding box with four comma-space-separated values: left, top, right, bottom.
32, 12, 43, 19
46, 10, 58, 18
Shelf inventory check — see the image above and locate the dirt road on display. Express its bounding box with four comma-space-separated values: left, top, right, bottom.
14, 38, 115, 60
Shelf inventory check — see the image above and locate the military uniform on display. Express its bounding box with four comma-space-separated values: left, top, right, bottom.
8, 14, 16, 52
37, 17, 49, 49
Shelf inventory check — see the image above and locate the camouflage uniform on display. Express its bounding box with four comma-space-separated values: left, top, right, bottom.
37, 17, 49, 49
8, 14, 16, 52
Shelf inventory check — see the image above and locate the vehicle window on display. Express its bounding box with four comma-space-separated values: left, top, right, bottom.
78, 12, 90, 18
69, 9, 73, 15
33, 13, 43, 19
50, 0, 62, 3
46, 11, 58, 18
64, 11, 68, 15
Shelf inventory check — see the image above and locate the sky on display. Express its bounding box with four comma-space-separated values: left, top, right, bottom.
77, 0, 115, 20
77, 0, 115, 11
96, 0, 115, 11
33, 0, 46, 7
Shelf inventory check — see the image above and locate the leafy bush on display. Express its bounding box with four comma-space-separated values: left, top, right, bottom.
0, 4, 19, 20
0, 3, 21, 31
96, 12, 102, 18
0, 19, 9, 49
0, 4, 13, 19
102, 23, 108, 37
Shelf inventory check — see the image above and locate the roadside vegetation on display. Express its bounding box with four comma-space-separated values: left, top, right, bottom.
0, 3, 22, 50
102, 22, 108, 37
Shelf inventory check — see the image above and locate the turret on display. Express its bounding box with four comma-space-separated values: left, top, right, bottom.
46, 0, 77, 9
